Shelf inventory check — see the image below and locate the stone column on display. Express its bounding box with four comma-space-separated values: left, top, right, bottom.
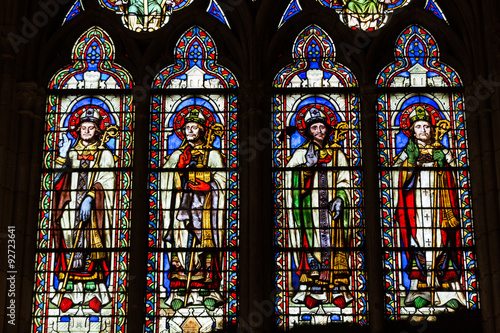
13, 81, 44, 333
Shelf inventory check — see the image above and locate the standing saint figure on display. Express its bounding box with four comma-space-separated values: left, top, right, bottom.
51, 108, 117, 313
161, 109, 226, 312
285, 108, 353, 309
393, 107, 466, 311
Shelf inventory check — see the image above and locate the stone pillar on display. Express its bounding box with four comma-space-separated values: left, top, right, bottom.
15, 82, 44, 333
466, 96, 499, 333
0, 34, 17, 332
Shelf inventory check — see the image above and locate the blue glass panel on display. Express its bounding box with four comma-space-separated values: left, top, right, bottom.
279, 0, 302, 28
62, 0, 83, 24
425, 0, 446, 21
207, 0, 231, 28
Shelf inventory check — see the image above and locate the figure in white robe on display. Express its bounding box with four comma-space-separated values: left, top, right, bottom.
160, 110, 226, 311
51, 109, 115, 313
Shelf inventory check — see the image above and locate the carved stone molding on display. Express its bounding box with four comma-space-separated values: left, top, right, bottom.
15, 82, 44, 119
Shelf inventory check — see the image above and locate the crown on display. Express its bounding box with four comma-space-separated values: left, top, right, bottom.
184, 108, 207, 126
79, 107, 102, 124
304, 107, 327, 126
410, 106, 431, 124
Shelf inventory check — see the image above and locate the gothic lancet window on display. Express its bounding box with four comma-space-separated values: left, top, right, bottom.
24, 2, 487, 333
377, 25, 479, 321
273, 25, 366, 328
32, 27, 134, 332
146, 26, 239, 332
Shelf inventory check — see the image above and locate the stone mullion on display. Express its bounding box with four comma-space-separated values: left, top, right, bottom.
360, 85, 385, 333
127, 85, 150, 333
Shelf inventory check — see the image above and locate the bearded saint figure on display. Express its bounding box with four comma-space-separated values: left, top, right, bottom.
51, 108, 116, 313
393, 107, 466, 312
160, 109, 226, 311
285, 108, 354, 309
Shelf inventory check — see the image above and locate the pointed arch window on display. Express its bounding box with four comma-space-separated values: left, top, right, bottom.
32, 27, 134, 333
377, 25, 479, 320
147, 26, 239, 332
273, 25, 367, 328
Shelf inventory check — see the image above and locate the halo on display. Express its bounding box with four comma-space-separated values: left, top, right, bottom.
295, 103, 338, 137
399, 103, 441, 137
68, 105, 112, 138
172, 105, 217, 140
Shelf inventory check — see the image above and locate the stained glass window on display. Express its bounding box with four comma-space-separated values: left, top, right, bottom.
377, 25, 479, 321
98, 0, 194, 32
147, 26, 239, 332
273, 25, 366, 328
316, 0, 411, 31
32, 27, 134, 333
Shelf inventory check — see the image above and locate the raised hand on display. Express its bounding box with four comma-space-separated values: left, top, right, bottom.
305, 144, 319, 167
58, 134, 72, 158
177, 147, 192, 168
406, 139, 419, 165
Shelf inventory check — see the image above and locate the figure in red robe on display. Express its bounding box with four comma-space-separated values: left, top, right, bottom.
394, 108, 466, 312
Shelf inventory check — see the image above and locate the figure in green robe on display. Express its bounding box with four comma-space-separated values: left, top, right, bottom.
285, 108, 354, 309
